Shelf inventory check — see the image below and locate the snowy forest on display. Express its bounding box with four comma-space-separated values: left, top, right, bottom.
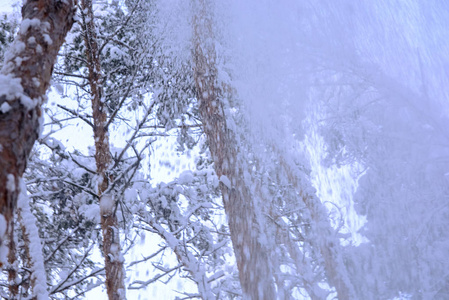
0, 0, 448, 299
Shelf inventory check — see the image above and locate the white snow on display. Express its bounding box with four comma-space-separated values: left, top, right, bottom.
219, 175, 231, 189
42, 34, 52, 45
14, 57, 22, 66
0, 215, 6, 265
2, 40, 25, 73
20, 18, 41, 34
0, 74, 37, 110
79, 203, 101, 224
178, 170, 194, 184
43, 136, 66, 151
0, 74, 24, 100
0, 236, 7, 268
27, 36, 36, 44
100, 194, 115, 214
0, 102, 11, 113
2, 0, 446, 299
41, 21, 51, 32
17, 179, 49, 300
19, 94, 36, 109
0, 210, 5, 232
6, 174, 15, 192
32, 77, 40, 87
105, 45, 126, 59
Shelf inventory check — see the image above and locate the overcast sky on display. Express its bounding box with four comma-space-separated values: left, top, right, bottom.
0, 0, 18, 13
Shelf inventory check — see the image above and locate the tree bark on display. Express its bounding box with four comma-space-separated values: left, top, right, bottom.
0, 0, 76, 266
80, 0, 126, 298
192, 1, 276, 299
191, 2, 356, 298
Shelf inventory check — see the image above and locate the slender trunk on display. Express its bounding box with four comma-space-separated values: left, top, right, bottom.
191, 2, 355, 298
0, 0, 76, 266
80, 1, 126, 298
192, 1, 276, 298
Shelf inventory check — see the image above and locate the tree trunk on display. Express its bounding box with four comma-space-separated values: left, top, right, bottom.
192, 1, 276, 299
80, 0, 126, 298
0, 0, 76, 266
191, 2, 356, 298
277, 153, 356, 299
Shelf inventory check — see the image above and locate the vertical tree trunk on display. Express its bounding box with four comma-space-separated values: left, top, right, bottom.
192, 2, 356, 299
192, 1, 276, 299
80, 0, 126, 298
0, 0, 76, 266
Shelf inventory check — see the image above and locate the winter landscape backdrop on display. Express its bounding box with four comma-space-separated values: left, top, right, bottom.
0, 0, 448, 299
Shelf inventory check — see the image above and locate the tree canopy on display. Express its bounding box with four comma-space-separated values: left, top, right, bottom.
0, 0, 448, 299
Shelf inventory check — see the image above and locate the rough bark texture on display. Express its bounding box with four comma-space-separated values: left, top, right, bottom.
80, 0, 126, 298
7, 225, 19, 298
192, 2, 355, 298
192, 1, 276, 299
0, 0, 76, 265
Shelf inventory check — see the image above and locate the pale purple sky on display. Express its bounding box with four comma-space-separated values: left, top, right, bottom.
0, 0, 18, 13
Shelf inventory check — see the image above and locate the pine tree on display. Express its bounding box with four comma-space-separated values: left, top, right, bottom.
0, 0, 76, 270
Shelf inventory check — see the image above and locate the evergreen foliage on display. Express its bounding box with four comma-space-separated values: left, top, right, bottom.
0, 0, 448, 299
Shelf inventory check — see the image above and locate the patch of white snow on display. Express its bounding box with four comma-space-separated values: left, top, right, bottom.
17, 179, 49, 300
100, 194, 115, 214
219, 175, 231, 189
6, 174, 15, 192
0, 102, 11, 113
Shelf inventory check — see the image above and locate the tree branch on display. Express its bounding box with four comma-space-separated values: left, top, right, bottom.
57, 104, 94, 127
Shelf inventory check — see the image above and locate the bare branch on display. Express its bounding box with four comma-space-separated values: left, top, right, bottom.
113, 100, 157, 168
57, 104, 94, 127
44, 226, 79, 263
127, 246, 167, 268
54, 71, 89, 80
128, 264, 181, 290
105, 69, 139, 130
50, 243, 97, 294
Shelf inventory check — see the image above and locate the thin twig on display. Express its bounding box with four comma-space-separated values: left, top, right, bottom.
57, 104, 94, 127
